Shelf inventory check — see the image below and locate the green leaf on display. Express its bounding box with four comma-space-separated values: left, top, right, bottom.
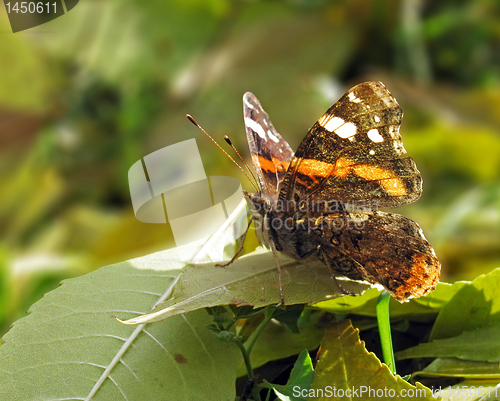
314, 281, 463, 319
397, 325, 500, 362
431, 268, 500, 340
308, 320, 437, 401
0, 242, 241, 400
270, 304, 305, 334
414, 358, 500, 380
261, 349, 314, 401
242, 310, 326, 376
120, 248, 371, 324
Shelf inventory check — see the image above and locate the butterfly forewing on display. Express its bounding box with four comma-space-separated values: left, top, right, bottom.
279, 82, 422, 209
243, 92, 294, 202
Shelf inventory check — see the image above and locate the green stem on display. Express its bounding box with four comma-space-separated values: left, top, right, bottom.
376, 290, 396, 374
234, 306, 277, 380
234, 340, 254, 379
246, 307, 275, 356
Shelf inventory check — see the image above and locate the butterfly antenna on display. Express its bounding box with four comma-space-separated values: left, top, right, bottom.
223, 135, 259, 189
186, 114, 259, 191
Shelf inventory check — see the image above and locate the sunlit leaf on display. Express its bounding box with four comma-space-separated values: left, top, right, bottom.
120, 248, 371, 324
314, 282, 462, 319
0, 229, 242, 400
413, 358, 500, 380
398, 324, 500, 362
431, 268, 500, 340
309, 320, 437, 401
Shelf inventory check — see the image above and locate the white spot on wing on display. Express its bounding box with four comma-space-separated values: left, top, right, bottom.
394, 141, 406, 154
369, 150, 375, 155
374, 115, 381, 123
244, 97, 254, 109
267, 130, 279, 143
323, 116, 345, 132
388, 125, 401, 139
317, 114, 329, 127
348, 92, 362, 103
367, 128, 384, 142
335, 122, 357, 138
244, 117, 267, 139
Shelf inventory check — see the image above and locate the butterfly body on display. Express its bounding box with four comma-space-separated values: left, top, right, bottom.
242, 82, 440, 302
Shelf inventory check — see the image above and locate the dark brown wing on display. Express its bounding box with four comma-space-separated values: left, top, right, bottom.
278, 82, 422, 209
244, 92, 294, 202
314, 211, 440, 301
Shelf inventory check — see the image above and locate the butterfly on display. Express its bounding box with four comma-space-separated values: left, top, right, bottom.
241, 81, 440, 303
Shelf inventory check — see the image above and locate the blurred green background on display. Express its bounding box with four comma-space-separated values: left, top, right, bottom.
0, 0, 499, 337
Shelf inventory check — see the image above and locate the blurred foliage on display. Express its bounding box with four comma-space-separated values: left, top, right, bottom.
0, 0, 499, 338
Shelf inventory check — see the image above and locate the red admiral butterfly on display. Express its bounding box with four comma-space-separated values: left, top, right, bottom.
242, 82, 440, 303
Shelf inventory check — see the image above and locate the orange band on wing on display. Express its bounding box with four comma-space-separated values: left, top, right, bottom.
275, 158, 290, 172
296, 157, 407, 197
296, 157, 354, 178
296, 159, 335, 177
253, 155, 291, 174
353, 164, 407, 196
333, 157, 356, 178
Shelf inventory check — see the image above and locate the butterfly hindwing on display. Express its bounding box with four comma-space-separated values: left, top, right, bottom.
314, 211, 440, 301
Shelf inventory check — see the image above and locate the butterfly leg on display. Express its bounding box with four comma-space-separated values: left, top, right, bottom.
319, 247, 356, 296
269, 238, 285, 305
216, 217, 254, 267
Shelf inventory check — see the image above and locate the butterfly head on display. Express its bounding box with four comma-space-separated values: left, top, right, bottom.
243, 189, 274, 248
